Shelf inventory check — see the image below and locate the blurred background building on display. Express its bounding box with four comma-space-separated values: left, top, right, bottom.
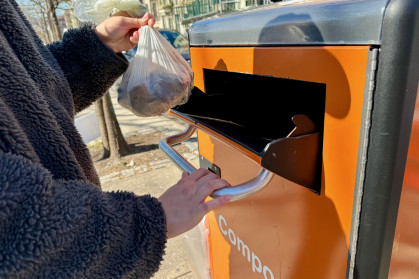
146, 0, 272, 36
17, 0, 275, 43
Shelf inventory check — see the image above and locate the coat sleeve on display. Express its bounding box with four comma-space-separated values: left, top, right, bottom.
0, 150, 167, 279
46, 24, 129, 113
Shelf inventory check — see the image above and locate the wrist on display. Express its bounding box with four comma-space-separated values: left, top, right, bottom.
94, 27, 118, 53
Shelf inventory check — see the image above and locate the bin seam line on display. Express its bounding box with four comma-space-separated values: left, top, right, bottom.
348, 47, 379, 279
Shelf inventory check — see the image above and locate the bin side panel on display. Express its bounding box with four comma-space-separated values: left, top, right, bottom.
191, 46, 370, 278
191, 46, 369, 236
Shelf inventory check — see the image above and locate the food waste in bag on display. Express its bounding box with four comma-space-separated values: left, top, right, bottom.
117, 26, 194, 117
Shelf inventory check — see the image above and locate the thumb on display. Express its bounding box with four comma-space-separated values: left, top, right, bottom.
201, 195, 231, 215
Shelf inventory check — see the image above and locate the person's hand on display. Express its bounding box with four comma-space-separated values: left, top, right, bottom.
158, 168, 232, 238
95, 12, 155, 53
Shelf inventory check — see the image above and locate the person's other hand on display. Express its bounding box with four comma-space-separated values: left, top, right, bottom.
95, 12, 155, 53
158, 168, 232, 238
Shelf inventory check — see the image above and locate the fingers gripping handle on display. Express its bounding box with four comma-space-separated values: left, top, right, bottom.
210, 168, 273, 201
159, 125, 274, 202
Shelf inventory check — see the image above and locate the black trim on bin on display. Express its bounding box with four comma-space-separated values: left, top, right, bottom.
353, 0, 419, 278
172, 70, 325, 193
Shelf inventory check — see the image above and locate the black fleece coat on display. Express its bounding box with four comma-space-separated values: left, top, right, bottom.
0, 0, 167, 278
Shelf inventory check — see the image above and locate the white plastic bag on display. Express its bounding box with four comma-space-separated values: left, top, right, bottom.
117, 26, 194, 117
73, 0, 148, 24
184, 217, 211, 279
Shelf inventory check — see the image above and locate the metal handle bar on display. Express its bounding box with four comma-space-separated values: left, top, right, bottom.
159, 125, 274, 202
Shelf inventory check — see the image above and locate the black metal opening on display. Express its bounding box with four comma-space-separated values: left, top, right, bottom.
173, 69, 326, 156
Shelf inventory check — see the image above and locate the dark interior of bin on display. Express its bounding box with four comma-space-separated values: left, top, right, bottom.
173, 69, 326, 156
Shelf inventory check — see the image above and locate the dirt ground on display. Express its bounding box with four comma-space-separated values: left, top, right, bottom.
89, 130, 190, 177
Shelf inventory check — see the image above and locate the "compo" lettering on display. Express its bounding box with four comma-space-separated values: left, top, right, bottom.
218, 215, 279, 279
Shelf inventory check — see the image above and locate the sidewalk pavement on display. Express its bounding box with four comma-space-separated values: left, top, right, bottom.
75, 86, 199, 279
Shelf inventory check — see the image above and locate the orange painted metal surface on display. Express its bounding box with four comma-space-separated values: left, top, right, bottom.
389, 86, 419, 278
186, 46, 369, 278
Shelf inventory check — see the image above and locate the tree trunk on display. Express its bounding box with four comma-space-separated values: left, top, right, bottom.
94, 98, 110, 159
63, 9, 73, 29
41, 11, 52, 44
46, 12, 58, 41
67, 1, 81, 28
67, 2, 128, 161
51, 7, 62, 39
44, 0, 60, 41
102, 91, 130, 161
